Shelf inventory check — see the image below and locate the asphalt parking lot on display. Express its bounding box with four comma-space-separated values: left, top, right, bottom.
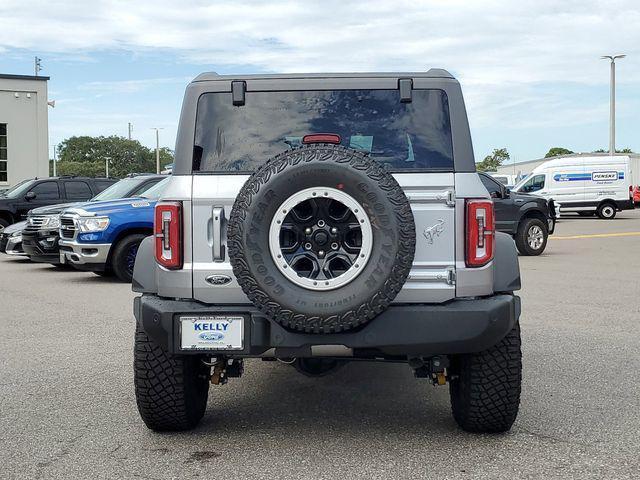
1, 211, 639, 480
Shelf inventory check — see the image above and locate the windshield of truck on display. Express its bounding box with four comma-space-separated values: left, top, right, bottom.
194, 89, 454, 173
1, 179, 36, 198
137, 177, 169, 199
92, 177, 156, 201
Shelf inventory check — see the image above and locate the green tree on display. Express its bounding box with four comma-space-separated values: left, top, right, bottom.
476, 148, 510, 172
545, 147, 574, 158
593, 148, 634, 153
55, 136, 173, 178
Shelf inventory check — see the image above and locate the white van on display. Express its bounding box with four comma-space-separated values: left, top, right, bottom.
488, 173, 518, 187
512, 155, 635, 219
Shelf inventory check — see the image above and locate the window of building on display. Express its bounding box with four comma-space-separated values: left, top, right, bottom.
0, 124, 7, 182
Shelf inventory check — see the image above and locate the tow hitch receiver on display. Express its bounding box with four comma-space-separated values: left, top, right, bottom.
210, 358, 244, 385
410, 356, 450, 386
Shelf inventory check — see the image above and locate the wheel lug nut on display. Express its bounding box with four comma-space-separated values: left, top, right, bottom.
318, 250, 325, 257
304, 242, 312, 250
331, 242, 338, 250
330, 227, 337, 234
317, 220, 326, 227
305, 227, 312, 235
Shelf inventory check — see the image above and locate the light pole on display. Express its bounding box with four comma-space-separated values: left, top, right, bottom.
51, 144, 58, 176
151, 128, 164, 174
601, 54, 626, 155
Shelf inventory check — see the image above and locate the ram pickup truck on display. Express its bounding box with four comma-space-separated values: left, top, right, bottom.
132, 71, 523, 434
22, 174, 165, 265
59, 178, 168, 282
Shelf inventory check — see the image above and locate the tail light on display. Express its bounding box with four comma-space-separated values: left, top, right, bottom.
466, 199, 495, 267
630, 186, 634, 200
154, 201, 182, 269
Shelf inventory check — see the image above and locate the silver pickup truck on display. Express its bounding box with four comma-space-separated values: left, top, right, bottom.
132, 70, 522, 433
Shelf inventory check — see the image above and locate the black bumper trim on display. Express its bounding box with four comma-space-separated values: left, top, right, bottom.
134, 294, 521, 357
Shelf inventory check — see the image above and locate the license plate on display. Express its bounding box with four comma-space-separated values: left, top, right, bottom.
180, 315, 244, 351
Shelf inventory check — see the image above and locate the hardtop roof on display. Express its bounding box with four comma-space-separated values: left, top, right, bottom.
192, 69, 454, 83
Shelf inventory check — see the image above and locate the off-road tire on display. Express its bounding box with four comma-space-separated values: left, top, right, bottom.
227, 144, 415, 334
596, 202, 617, 219
134, 325, 210, 431
514, 218, 547, 256
111, 233, 147, 282
449, 322, 522, 433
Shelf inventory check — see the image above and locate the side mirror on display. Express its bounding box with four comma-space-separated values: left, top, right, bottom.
25, 191, 37, 201
504, 187, 510, 198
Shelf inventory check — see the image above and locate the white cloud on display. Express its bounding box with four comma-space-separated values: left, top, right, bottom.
1, 0, 638, 83
79, 77, 192, 93
2, 0, 639, 157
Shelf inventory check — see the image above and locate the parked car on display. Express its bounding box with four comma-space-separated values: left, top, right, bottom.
22, 174, 166, 265
479, 172, 555, 256
0, 176, 116, 230
0, 220, 27, 255
59, 177, 168, 282
633, 185, 640, 206
131, 71, 522, 434
512, 156, 635, 219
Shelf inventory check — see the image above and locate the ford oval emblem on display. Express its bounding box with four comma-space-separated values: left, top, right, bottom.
199, 332, 224, 341
205, 274, 232, 286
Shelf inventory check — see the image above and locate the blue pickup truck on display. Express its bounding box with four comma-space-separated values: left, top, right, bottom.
59, 178, 168, 282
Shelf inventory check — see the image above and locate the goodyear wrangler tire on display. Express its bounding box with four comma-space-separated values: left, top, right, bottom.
228, 144, 416, 333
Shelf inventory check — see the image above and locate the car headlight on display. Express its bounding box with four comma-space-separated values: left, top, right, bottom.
10, 230, 22, 237
76, 216, 110, 233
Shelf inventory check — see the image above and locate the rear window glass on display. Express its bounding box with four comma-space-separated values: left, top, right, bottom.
194, 89, 454, 173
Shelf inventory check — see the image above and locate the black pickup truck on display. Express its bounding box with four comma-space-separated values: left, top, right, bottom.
479, 172, 555, 255
0, 176, 116, 230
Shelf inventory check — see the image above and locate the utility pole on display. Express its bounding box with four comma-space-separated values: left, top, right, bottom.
151, 128, 164, 174
128, 122, 133, 140
34, 57, 42, 76
105, 156, 109, 178
51, 144, 58, 176
601, 54, 626, 155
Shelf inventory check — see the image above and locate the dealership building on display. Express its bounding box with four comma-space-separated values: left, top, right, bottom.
0, 74, 50, 188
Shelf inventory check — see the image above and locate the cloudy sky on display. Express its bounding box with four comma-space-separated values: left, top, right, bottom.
1, 0, 639, 163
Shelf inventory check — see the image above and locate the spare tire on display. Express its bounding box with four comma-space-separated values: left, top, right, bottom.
228, 144, 415, 333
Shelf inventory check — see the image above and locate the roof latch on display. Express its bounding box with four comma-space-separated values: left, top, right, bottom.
231, 80, 246, 106
398, 78, 413, 103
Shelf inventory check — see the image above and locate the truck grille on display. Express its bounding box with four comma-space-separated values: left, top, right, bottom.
60, 216, 77, 239
28, 215, 48, 228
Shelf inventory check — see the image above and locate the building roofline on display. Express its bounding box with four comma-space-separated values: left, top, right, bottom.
0, 73, 50, 81
486, 152, 639, 167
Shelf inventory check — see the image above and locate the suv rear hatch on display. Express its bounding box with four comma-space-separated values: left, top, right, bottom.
188, 77, 458, 304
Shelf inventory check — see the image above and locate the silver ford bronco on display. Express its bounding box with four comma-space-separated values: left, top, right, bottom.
132, 70, 522, 433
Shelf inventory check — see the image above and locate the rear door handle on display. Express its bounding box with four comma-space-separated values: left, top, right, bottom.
212, 206, 225, 262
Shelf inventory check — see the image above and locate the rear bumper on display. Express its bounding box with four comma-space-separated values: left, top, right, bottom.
59, 239, 110, 270
134, 294, 521, 358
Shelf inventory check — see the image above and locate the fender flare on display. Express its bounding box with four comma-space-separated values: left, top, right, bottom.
132, 236, 157, 294
493, 232, 521, 293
